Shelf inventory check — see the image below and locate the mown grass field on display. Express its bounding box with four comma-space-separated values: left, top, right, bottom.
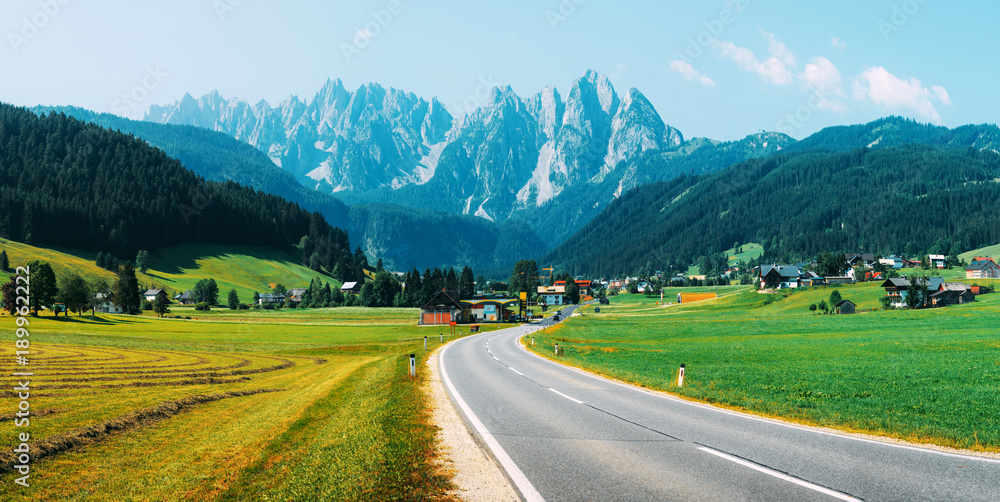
0, 240, 338, 304
528, 287, 1000, 453
1, 307, 456, 501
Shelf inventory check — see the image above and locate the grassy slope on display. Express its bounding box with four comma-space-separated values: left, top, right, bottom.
0, 240, 340, 302
0, 308, 453, 500
685, 242, 763, 276
960, 242, 1000, 263
528, 288, 1000, 452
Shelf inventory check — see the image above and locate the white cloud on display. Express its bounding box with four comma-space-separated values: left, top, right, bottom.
799, 57, 847, 111
852, 67, 951, 124
831, 37, 846, 52
713, 30, 796, 85
932, 85, 952, 106
669, 60, 716, 87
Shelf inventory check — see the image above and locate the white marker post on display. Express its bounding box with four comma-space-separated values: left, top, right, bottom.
410, 354, 416, 378
678, 364, 685, 387
440, 333, 443, 343
532, 337, 535, 346
555, 343, 559, 356
424, 336, 427, 351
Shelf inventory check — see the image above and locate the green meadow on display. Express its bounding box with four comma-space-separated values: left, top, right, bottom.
529, 287, 1000, 453
0, 308, 456, 501
0, 240, 338, 303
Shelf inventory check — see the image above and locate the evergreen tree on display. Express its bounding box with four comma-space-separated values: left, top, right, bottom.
459, 266, 476, 298
252, 291, 260, 304
2, 276, 18, 314
153, 290, 170, 317
0, 249, 8, 271
112, 261, 141, 315
565, 280, 580, 304
228, 289, 240, 310
95, 251, 106, 269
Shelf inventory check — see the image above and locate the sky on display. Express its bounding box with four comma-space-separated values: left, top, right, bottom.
1, 0, 996, 141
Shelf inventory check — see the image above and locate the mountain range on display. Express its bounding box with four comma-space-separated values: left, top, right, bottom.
144, 70, 791, 246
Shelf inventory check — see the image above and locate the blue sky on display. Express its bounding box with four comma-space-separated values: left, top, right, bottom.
1, 0, 994, 140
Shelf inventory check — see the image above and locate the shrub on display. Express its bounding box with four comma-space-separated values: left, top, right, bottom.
141, 300, 153, 311
194, 302, 211, 311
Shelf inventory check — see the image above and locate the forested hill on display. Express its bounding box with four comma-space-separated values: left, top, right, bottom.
33, 105, 353, 231
0, 103, 350, 268
547, 145, 1000, 277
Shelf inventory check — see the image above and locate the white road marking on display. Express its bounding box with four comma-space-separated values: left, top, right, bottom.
549, 388, 584, 404
698, 447, 858, 501
514, 332, 1000, 464
510, 367, 524, 376
440, 339, 545, 502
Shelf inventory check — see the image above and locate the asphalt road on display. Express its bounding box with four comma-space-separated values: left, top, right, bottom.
439, 305, 1000, 501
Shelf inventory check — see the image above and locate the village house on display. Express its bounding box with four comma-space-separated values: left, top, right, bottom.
340, 281, 363, 294
928, 254, 947, 269
758, 264, 801, 289
966, 259, 1000, 279
462, 297, 519, 323
142, 289, 163, 302
288, 288, 308, 303
845, 253, 876, 269
928, 282, 976, 307
880, 278, 911, 308
537, 284, 566, 306
174, 290, 194, 305
258, 293, 285, 305
94, 292, 123, 314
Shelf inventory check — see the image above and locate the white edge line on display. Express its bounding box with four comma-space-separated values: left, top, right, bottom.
510, 367, 524, 376
513, 329, 1000, 465
549, 388, 584, 404
698, 446, 858, 501
439, 338, 546, 502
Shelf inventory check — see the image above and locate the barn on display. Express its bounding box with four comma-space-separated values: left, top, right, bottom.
419, 290, 464, 325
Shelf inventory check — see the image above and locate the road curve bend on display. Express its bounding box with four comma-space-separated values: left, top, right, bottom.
438, 305, 1000, 501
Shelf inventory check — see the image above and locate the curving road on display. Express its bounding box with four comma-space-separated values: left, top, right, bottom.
439, 304, 1000, 501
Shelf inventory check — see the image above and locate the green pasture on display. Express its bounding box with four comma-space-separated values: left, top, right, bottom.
0, 307, 455, 501
529, 289, 1000, 453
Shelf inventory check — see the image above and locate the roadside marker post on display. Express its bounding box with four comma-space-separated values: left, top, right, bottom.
532, 337, 535, 346
678, 364, 685, 387
424, 336, 427, 351
440, 333, 443, 343
409, 354, 416, 378
555, 343, 559, 356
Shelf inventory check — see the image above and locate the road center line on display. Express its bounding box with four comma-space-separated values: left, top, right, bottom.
697, 446, 858, 501
549, 388, 584, 404
510, 367, 524, 376
440, 339, 545, 502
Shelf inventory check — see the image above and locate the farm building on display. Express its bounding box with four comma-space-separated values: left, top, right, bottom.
340, 282, 362, 294
288, 288, 308, 303
258, 293, 286, 305
142, 289, 163, 302
93, 292, 123, 314
174, 290, 194, 305
462, 298, 520, 323
966, 260, 1000, 279
420, 290, 464, 325
835, 300, 856, 314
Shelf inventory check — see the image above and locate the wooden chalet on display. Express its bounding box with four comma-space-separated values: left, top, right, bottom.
420, 290, 464, 325
966, 260, 1000, 279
